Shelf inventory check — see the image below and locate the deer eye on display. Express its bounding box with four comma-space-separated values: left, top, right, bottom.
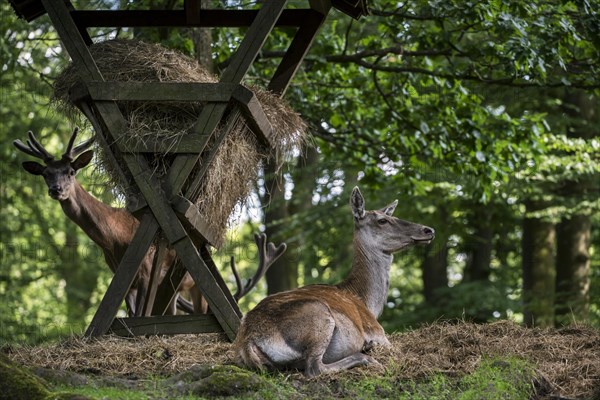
377, 218, 388, 225
69, 169, 76, 176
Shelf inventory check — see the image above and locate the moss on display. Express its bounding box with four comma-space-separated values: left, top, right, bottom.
185, 365, 276, 397
0, 354, 50, 400
458, 358, 535, 400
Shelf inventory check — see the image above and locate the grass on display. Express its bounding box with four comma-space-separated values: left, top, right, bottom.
44, 357, 536, 400
6, 320, 599, 399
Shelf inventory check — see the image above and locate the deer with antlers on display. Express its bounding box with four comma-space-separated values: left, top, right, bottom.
14, 127, 286, 317
233, 187, 435, 377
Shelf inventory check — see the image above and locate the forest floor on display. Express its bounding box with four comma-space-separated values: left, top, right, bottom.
2, 320, 599, 400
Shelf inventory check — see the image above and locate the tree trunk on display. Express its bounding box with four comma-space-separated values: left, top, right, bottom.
464, 207, 493, 282
521, 202, 555, 328
288, 146, 320, 285
191, 0, 214, 73
422, 239, 449, 305
57, 224, 99, 325
263, 158, 298, 295
555, 215, 591, 325
554, 90, 596, 325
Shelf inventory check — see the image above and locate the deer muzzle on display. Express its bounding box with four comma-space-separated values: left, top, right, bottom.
411, 226, 435, 243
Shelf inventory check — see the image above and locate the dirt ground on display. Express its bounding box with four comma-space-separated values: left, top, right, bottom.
5, 320, 600, 399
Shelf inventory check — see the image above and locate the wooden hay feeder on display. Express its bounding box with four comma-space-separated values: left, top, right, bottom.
9, 0, 369, 340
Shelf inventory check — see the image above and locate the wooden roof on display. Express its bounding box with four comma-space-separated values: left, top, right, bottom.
9, 0, 369, 23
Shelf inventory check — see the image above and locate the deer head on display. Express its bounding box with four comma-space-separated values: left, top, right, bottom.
14, 127, 94, 201
350, 186, 434, 254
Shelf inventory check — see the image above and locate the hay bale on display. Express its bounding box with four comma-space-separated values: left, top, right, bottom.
53, 39, 307, 242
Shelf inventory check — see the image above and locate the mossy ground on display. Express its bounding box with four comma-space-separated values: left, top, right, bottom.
18, 357, 537, 400
5, 321, 599, 399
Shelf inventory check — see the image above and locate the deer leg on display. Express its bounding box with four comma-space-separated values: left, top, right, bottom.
304, 316, 376, 378
190, 285, 208, 314
134, 278, 148, 317
125, 289, 137, 317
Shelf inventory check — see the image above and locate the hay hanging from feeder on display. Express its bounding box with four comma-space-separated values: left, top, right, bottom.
53, 39, 308, 243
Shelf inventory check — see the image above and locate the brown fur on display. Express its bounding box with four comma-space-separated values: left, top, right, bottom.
233, 187, 435, 377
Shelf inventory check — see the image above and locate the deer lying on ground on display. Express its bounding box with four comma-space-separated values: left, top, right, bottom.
15, 127, 285, 316
233, 187, 434, 377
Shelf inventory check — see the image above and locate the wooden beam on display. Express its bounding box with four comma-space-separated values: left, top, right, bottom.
110, 314, 222, 336
41, 0, 101, 82
172, 195, 222, 249
232, 86, 274, 148
85, 213, 159, 336
268, 2, 330, 95
126, 155, 241, 340
82, 81, 237, 102
166, 0, 288, 199
72, 9, 318, 28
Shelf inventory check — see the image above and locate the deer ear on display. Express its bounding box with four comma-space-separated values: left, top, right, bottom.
380, 200, 398, 216
72, 150, 94, 171
350, 186, 366, 220
22, 161, 45, 176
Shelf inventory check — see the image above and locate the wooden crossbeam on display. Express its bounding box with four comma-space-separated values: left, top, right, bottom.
42, 0, 242, 339
72, 9, 319, 28
81, 81, 237, 102
39, 0, 332, 340
110, 314, 221, 336
232, 86, 274, 148
269, 1, 331, 95
166, 0, 289, 199
85, 213, 159, 336
125, 154, 242, 339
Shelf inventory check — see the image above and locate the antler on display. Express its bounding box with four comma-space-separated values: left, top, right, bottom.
232, 233, 287, 301
62, 127, 94, 161
13, 131, 54, 162
13, 127, 94, 162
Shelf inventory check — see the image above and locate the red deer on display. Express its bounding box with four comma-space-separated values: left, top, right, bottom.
233, 187, 434, 377
14, 127, 286, 317
14, 127, 203, 316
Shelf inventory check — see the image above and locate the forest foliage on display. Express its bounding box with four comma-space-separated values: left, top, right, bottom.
0, 0, 599, 344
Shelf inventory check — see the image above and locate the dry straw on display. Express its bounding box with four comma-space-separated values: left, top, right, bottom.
7, 321, 599, 398
53, 39, 307, 241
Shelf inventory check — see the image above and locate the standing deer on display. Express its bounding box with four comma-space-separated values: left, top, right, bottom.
14, 127, 285, 317
233, 187, 434, 377
13, 127, 202, 316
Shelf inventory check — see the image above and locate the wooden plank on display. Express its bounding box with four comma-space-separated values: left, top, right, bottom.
221, 2, 288, 84
126, 154, 241, 340
85, 213, 159, 336
72, 9, 317, 28
42, 0, 239, 339
268, 3, 330, 95
232, 86, 274, 148
172, 240, 241, 340
41, 0, 102, 82
172, 195, 222, 249
166, 0, 288, 199
110, 314, 222, 336
85, 81, 236, 102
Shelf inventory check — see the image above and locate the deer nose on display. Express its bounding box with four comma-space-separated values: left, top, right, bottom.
48, 186, 62, 197
423, 227, 435, 236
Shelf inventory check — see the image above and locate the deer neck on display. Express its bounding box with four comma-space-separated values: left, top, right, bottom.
59, 182, 131, 251
339, 234, 393, 318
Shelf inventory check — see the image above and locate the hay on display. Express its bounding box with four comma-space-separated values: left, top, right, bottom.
53, 39, 307, 241
6, 321, 600, 398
